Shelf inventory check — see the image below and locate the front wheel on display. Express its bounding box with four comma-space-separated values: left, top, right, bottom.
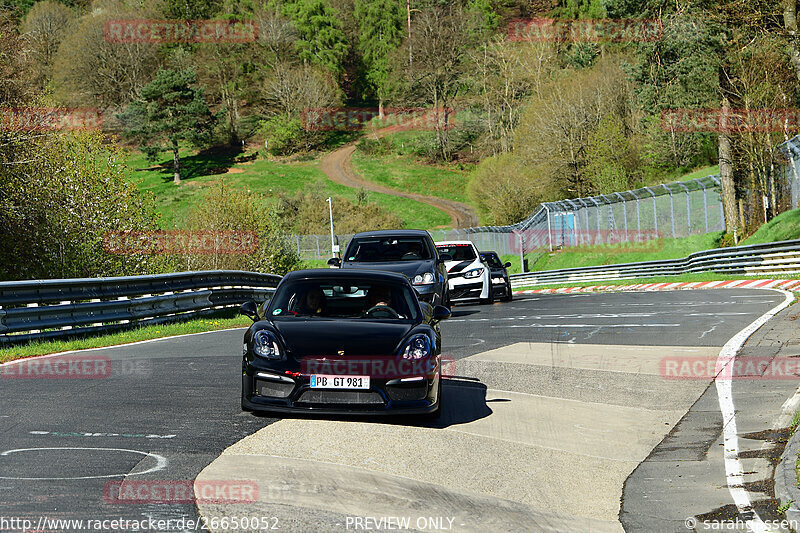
423, 380, 442, 421
480, 284, 494, 305
502, 282, 513, 302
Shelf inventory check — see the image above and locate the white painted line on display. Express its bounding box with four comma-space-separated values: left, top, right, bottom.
494, 323, 681, 329
713, 289, 794, 533
0, 447, 168, 480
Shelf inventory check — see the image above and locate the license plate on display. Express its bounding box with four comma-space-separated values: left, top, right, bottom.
310, 375, 370, 389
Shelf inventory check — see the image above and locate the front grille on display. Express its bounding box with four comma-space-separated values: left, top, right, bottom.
297, 390, 385, 405
256, 379, 295, 398
386, 383, 428, 401
451, 282, 482, 300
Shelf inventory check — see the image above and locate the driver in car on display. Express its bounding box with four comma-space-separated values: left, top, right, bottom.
362, 285, 394, 316
296, 287, 326, 316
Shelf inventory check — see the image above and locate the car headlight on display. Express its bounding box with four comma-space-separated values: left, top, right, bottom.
252, 330, 281, 360
401, 334, 432, 360
412, 272, 436, 285
463, 268, 484, 279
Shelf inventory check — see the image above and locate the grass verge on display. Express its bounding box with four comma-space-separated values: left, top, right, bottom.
0, 312, 251, 363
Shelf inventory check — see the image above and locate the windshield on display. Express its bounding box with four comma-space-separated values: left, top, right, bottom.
436, 244, 476, 261
345, 237, 432, 262
481, 253, 503, 268
269, 279, 419, 321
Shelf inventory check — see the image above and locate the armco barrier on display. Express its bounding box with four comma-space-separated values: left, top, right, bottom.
509, 239, 800, 287
0, 271, 281, 345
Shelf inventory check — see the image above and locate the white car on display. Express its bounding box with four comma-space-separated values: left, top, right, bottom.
434, 240, 493, 305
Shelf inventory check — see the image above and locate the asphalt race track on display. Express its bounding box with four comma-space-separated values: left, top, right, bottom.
0, 289, 793, 532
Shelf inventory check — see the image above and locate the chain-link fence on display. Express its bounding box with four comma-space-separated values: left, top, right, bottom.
291, 134, 800, 264
290, 175, 726, 262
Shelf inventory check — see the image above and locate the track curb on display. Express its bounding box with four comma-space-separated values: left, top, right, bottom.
514, 278, 800, 295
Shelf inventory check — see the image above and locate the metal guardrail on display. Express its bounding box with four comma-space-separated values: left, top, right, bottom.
509, 239, 800, 287
0, 271, 282, 345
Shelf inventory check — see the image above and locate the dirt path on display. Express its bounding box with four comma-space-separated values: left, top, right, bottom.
318, 125, 479, 229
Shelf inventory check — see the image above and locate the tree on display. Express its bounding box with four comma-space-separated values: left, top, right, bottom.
280, 0, 349, 75
118, 68, 215, 184
53, 3, 159, 108
585, 113, 641, 194
623, 9, 723, 169
467, 152, 546, 225
21, 0, 73, 88
0, 13, 36, 106
468, 38, 556, 156
514, 58, 634, 198
354, 0, 404, 117
392, 3, 483, 160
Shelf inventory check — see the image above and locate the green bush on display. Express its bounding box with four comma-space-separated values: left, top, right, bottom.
0, 131, 170, 281
467, 152, 544, 225
356, 136, 391, 156
259, 115, 307, 156
183, 182, 302, 275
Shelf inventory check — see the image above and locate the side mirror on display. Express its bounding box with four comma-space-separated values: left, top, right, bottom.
240, 299, 259, 322
432, 305, 451, 322
438, 253, 452, 263
327, 257, 341, 268
504, 262, 512, 268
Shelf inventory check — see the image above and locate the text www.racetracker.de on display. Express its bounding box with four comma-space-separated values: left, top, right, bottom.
0, 515, 280, 531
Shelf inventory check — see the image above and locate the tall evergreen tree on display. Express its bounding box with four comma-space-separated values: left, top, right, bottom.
354, 0, 404, 117
280, 0, 349, 75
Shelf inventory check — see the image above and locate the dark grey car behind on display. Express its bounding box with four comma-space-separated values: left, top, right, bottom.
331, 230, 449, 307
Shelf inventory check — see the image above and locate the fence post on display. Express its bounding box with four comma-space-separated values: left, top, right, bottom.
696, 179, 709, 233
544, 204, 553, 251
644, 187, 658, 236
315, 235, 320, 260
615, 193, 628, 241
677, 183, 691, 234
664, 185, 676, 238
635, 196, 641, 233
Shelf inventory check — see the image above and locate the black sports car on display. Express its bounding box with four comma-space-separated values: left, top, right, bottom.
240, 269, 451, 417
480, 251, 513, 302
328, 229, 450, 307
